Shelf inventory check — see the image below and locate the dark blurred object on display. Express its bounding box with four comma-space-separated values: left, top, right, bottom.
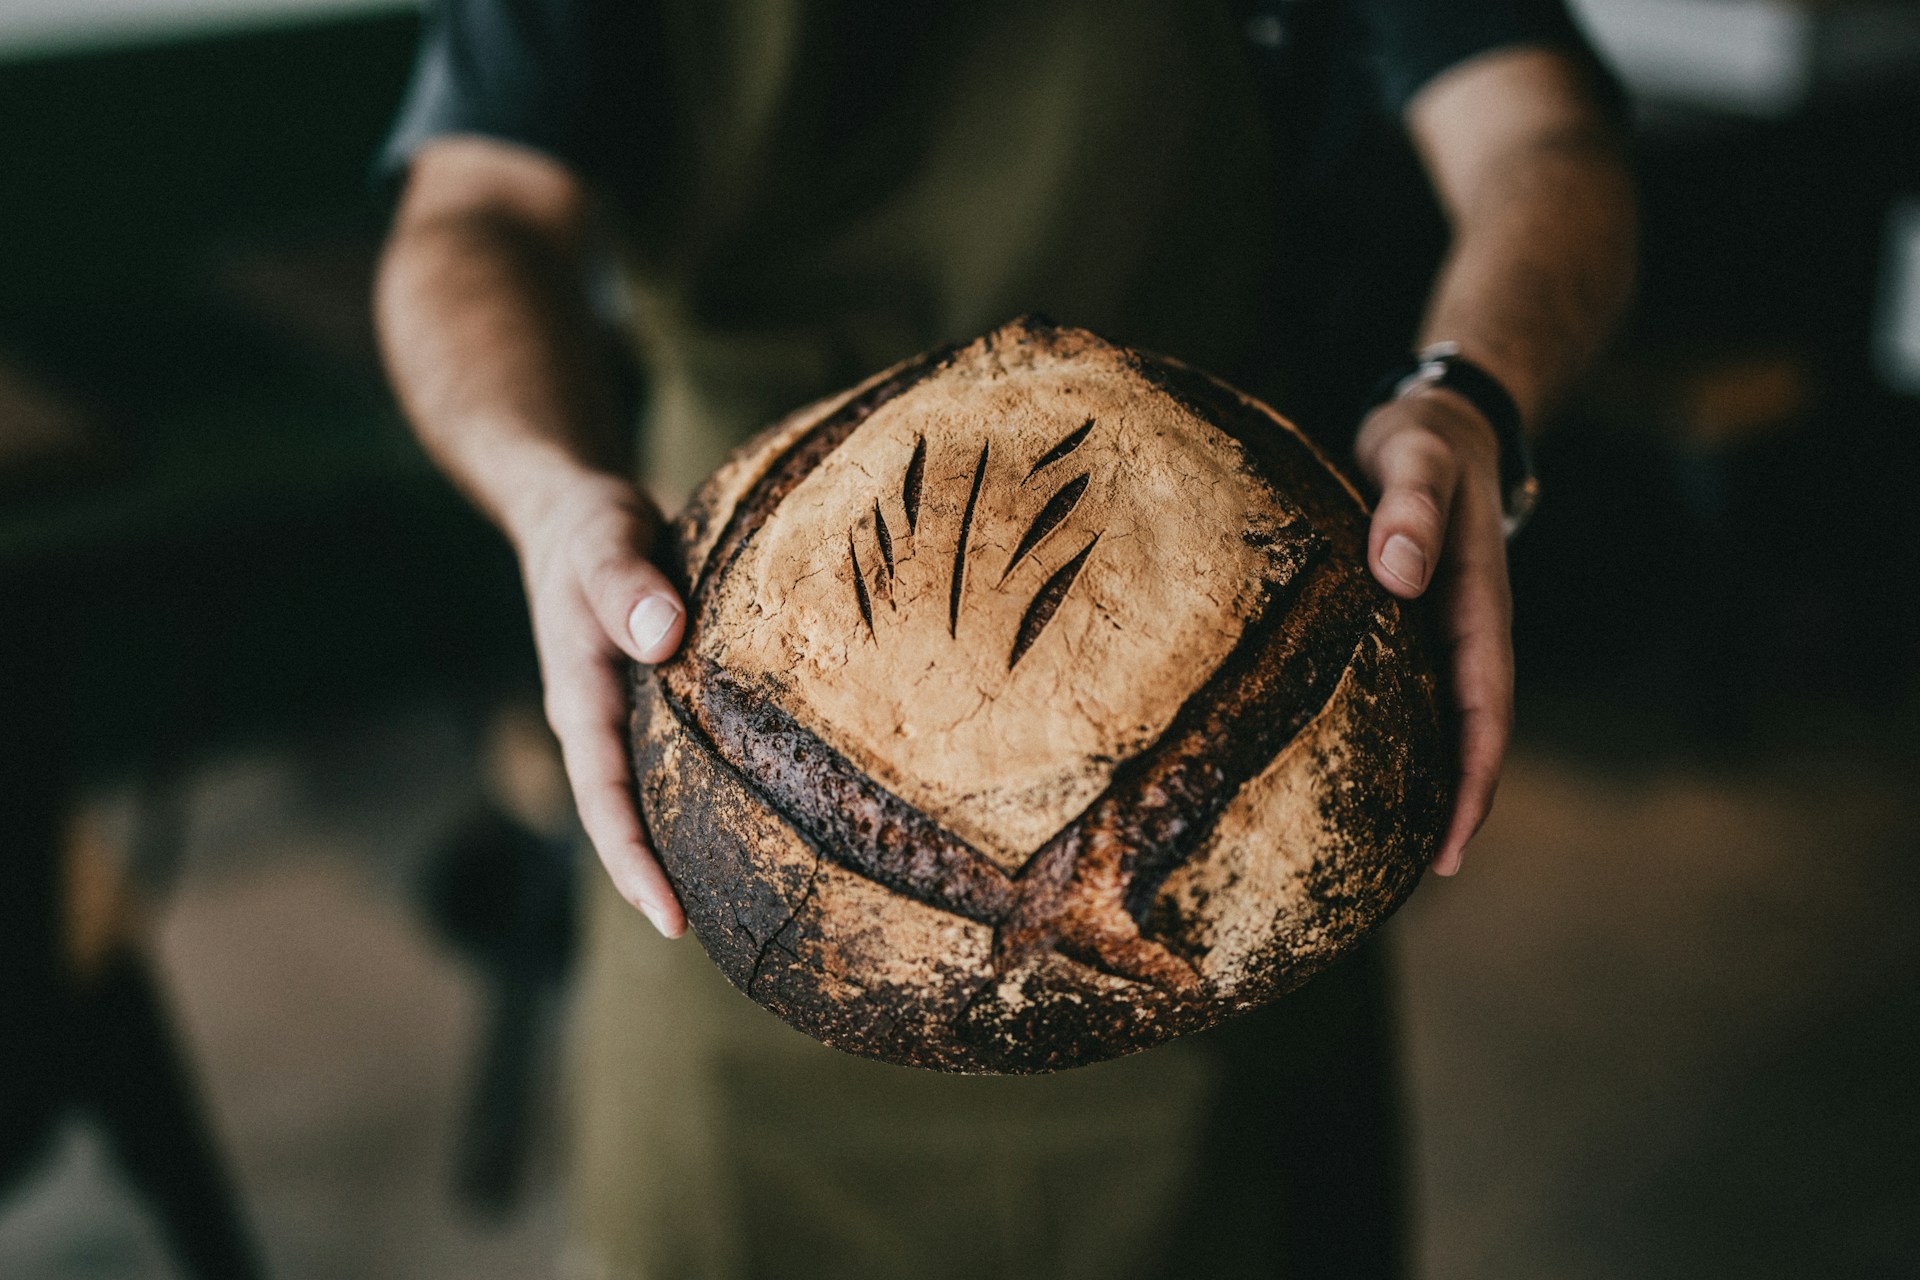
1575, 0, 1920, 119
1876, 196, 1920, 394
1233, 0, 1449, 439
0, 14, 548, 777
216, 238, 388, 371
0, 8, 551, 1259
1509, 75, 1920, 752
0, 355, 119, 500
0, 586, 263, 1280
417, 805, 578, 1216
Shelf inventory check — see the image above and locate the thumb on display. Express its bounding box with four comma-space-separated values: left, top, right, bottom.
577, 540, 687, 663
1364, 428, 1459, 600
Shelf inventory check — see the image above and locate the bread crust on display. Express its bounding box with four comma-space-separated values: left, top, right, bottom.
634, 317, 1449, 1073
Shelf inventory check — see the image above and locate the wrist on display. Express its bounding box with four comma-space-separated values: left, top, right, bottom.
1364, 343, 1539, 537
1402, 383, 1500, 457
491, 445, 643, 554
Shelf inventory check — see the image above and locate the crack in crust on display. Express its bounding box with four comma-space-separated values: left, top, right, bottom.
995, 552, 1370, 991
872, 499, 895, 582
662, 660, 1018, 924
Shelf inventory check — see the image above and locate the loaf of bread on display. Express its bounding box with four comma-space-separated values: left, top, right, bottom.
632, 317, 1450, 1073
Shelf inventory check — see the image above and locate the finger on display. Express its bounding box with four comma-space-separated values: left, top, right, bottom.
1365, 427, 1460, 599
544, 650, 687, 937
574, 532, 688, 665
1431, 529, 1514, 876
1431, 704, 1506, 876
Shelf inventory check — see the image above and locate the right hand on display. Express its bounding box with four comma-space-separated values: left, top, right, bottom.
1352, 386, 1514, 878
516, 474, 689, 937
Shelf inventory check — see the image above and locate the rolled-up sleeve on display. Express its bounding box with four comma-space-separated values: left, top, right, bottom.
377, 0, 593, 182
1359, 0, 1627, 122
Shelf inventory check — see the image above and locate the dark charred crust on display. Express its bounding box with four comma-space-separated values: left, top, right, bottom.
743, 858, 822, 1001
635, 323, 1449, 1075
1024, 417, 1094, 481
1008, 533, 1099, 670
658, 659, 1017, 925
1000, 470, 1090, 585
849, 529, 875, 642
656, 532, 1367, 1008
1108, 553, 1363, 919
994, 538, 1369, 988
949, 442, 989, 638
903, 434, 926, 533
633, 685, 821, 995
873, 499, 894, 580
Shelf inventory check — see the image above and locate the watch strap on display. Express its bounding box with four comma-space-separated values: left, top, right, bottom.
1365, 343, 1540, 537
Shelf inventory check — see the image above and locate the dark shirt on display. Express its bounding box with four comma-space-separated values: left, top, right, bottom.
379, 0, 1624, 455
382, 0, 1622, 200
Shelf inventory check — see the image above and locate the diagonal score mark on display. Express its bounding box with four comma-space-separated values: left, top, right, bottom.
949, 442, 989, 638
1009, 534, 1099, 670
1024, 417, 1094, 482
903, 434, 927, 534
849, 529, 876, 642
995, 543, 1369, 992
657, 658, 1017, 925
873, 500, 894, 581
999, 471, 1089, 585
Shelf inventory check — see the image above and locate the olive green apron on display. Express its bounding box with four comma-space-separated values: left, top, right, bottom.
575, 876, 1221, 1280
573, 4, 1394, 1276
616, 0, 1273, 504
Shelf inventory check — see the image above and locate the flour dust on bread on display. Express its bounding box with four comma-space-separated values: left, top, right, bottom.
634, 316, 1450, 1074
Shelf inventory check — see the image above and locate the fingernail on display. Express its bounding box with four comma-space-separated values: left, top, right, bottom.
628, 595, 682, 655
638, 898, 671, 936
1381, 534, 1427, 591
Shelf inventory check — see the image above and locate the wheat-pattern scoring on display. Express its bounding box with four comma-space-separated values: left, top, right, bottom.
844, 424, 1104, 669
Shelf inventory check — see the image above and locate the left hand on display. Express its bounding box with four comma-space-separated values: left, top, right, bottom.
1352, 386, 1515, 876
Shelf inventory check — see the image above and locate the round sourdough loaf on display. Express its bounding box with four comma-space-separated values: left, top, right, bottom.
632, 316, 1451, 1074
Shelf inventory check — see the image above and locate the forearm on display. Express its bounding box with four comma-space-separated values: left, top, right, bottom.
1418, 128, 1635, 423
1410, 49, 1638, 425
1348, 49, 1634, 871
374, 144, 686, 932
375, 200, 631, 548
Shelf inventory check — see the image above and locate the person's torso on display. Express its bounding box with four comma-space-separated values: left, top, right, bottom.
604, 0, 1276, 497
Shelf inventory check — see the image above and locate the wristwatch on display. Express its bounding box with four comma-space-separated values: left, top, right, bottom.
1366, 342, 1541, 538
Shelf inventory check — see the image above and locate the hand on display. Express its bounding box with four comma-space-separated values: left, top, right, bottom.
1352, 388, 1515, 876
515, 474, 689, 935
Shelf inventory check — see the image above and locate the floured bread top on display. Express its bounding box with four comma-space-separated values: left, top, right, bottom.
696, 326, 1308, 868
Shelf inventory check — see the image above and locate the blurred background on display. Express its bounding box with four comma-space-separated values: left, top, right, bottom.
1, 1, 1916, 1276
